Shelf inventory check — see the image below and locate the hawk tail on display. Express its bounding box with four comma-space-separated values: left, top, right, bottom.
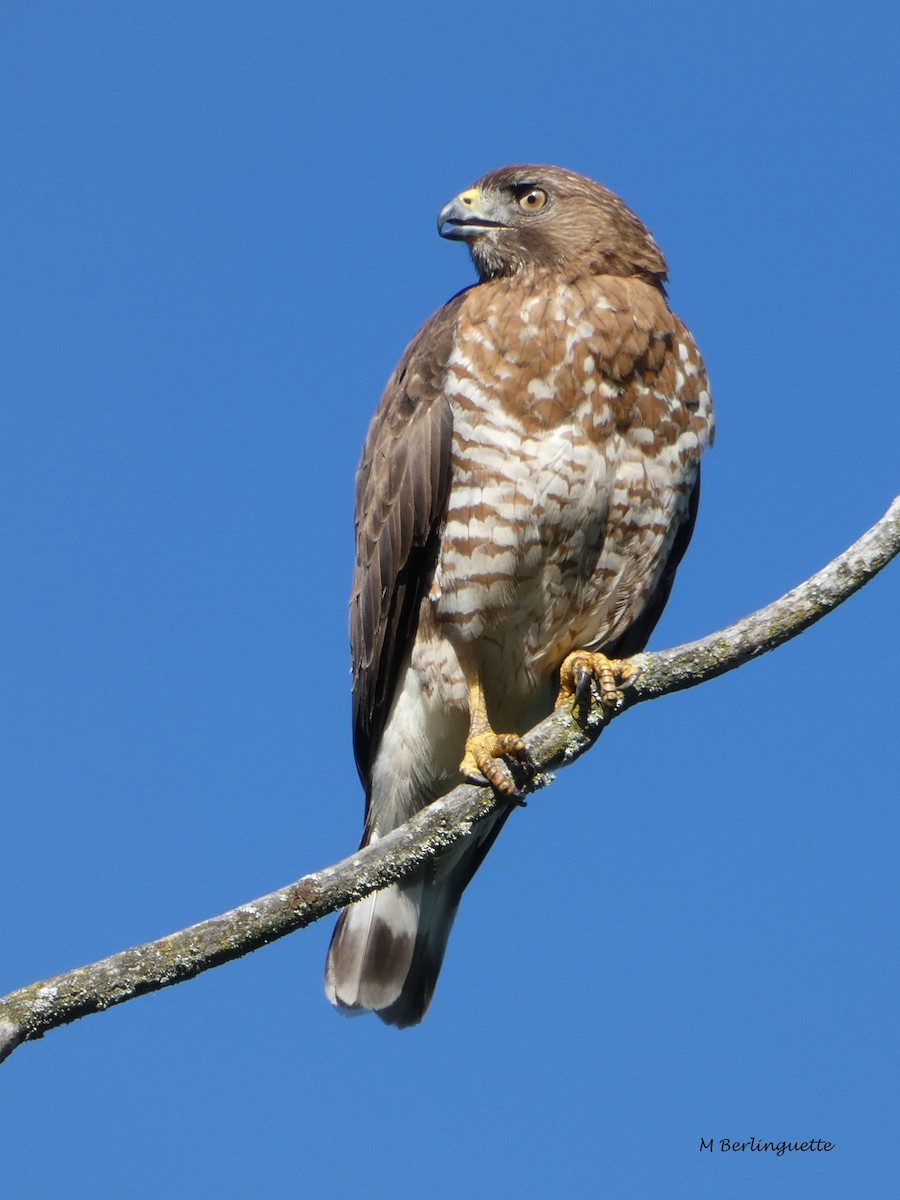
324, 873, 459, 1028
325, 807, 511, 1027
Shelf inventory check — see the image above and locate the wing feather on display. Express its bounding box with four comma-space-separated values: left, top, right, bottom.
350, 292, 465, 785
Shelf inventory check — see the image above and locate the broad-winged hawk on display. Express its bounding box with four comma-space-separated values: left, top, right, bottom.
325, 165, 714, 1026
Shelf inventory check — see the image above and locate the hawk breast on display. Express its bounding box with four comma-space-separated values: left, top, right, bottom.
425, 272, 712, 705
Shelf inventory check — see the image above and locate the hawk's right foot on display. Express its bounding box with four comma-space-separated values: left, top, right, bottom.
460, 728, 529, 796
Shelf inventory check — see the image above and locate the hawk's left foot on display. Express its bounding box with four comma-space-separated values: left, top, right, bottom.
460, 729, 529, 797
555, 650, 638, 711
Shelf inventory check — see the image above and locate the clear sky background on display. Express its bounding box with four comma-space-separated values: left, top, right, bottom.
2, 3, 898, 1197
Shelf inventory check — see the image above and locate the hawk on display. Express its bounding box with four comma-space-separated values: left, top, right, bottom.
325, 165, 714, 1026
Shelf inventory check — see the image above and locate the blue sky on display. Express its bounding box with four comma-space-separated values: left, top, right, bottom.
2, 2, 898, 1197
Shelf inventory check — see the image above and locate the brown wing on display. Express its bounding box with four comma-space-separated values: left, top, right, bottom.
602, 472, 701, 659
595, 285, 710, 658
350, 292, 466, 786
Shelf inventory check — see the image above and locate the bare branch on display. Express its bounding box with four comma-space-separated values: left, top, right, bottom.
2, 498, 898, 1064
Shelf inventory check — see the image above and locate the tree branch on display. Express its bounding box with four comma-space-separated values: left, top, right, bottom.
2, 498, 898, 1064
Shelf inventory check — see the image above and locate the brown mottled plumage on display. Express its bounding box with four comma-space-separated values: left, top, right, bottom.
325, 165, 714, 1026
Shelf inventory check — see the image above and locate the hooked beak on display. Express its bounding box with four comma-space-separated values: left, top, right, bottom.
437, 187, 509, 241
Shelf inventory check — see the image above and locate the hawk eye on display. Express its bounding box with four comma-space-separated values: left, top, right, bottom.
516, 187, 548, 212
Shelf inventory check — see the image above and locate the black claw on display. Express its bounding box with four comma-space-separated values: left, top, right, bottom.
504, 746, 536, 803
573, 667, 594, 715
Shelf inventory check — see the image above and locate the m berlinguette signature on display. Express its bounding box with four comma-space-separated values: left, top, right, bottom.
700, 1137, 834, 1156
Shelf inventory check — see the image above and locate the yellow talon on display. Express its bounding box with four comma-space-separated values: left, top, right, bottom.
460, 729, 527, 796
556, 650, 637, 711
460, 675, 529, 795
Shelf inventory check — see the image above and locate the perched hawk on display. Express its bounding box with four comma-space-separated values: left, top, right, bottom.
325, 165, 714, 1026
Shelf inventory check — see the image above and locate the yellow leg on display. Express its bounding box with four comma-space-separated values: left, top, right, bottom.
555, 650, 638, 711
459, 677, 527, 796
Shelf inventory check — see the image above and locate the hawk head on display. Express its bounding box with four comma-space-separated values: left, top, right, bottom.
438, 164, 668, 286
